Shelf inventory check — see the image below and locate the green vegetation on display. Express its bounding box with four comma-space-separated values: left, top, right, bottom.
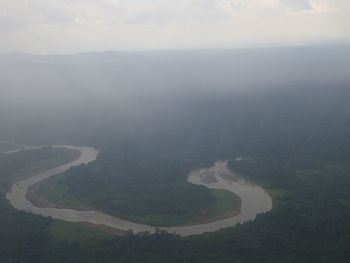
48, 220, 114, 244
210, 189, 240, 216
39, 171, 240, 226
241, 178, 289, 209
1, 85, 350, 262
37, 173, 89, 209
0, 147, 80, 193
118, 189, 240, 226
0, 147, 91, 262
0, 195, 51, 263
37, 136, 244, 226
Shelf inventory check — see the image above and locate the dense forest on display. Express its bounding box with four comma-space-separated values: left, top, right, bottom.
1, 84, 350, 262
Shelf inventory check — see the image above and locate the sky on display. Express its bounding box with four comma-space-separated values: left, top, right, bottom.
0, 0, 349, 54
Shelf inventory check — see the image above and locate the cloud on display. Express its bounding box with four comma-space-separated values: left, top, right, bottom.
280, 0, 312, 10
0, 0, 349, 53
0, 0, 74, 31
108, 0, 231, 24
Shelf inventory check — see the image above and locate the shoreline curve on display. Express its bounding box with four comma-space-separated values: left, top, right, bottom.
6, 145, 272, 236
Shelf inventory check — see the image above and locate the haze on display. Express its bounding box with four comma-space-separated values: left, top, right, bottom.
1, 0, 350, 54
0, 45, 349, 145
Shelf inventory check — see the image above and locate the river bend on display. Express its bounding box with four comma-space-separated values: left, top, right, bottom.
6, 145, 272, 236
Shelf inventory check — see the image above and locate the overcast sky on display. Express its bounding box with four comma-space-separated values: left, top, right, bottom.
1, 0, 349, 54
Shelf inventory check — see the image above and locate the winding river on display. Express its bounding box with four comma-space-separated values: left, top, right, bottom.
5, 145, 272, 236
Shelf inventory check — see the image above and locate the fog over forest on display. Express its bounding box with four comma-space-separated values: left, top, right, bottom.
1, 44, 349, 145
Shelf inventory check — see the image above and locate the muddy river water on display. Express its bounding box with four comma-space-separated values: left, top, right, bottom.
6, 145, 272, 236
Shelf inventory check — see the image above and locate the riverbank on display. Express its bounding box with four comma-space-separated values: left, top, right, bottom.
7, 147, 272, 236
112, 188, 241, 227
0, 146, 81, 194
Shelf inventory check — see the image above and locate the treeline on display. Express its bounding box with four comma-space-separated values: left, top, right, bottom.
0, 196, 51, 263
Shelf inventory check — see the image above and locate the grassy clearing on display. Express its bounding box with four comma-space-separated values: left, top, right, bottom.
210, 189, 241, 215
250, 179, 290, 209
48, 220, 114, 244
